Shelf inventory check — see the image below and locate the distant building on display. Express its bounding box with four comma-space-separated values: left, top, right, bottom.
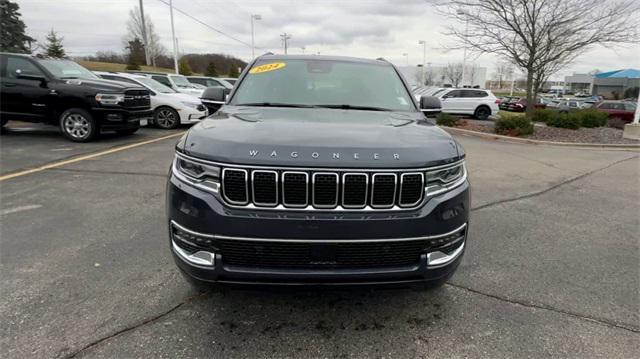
564, 73, 593, 93
591, 69, 640, 99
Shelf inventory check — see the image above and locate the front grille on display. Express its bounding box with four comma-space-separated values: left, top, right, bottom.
171, 222, 466, 270
221, 167, 425, 210
123, 90, 150, 108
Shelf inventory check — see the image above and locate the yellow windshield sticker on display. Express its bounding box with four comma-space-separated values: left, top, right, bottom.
249, 62, 286, 74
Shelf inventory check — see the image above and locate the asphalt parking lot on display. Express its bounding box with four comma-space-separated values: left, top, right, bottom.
1, 123, 638, 358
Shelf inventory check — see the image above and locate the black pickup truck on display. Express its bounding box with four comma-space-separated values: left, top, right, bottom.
0, 53, 152, 142
168, 55, 470, 289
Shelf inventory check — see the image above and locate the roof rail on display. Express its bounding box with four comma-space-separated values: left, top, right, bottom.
258, 52, 274, 58
376, 57, 389, 63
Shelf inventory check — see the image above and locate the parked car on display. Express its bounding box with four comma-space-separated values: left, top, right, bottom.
507, 98, 547, 112
0, 53, 151, 142
498, 96, 520, 111
186, 76, 234, 90
434, 88, 500, 120
219, 77, 238, 86
95, 72, 207, 129
540, 97, 561, 108
129, 71, 204, 97
556, 100, 591, 112
594, 101, 636, 123
168, 54, 468, 289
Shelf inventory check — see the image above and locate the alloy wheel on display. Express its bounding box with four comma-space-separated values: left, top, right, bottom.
63, 114, 91, 139
156, 109, 177, 128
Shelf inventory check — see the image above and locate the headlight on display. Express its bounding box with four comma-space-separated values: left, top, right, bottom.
181, 101, 200, 109
173, 153, 221, 194
425, 161, 466, 197
95, 93, 125, 105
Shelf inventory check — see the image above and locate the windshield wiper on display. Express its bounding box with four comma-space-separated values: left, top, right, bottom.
313, 104, 393, 111
235, 102, 315, 108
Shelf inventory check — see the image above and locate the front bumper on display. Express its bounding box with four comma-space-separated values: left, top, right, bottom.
92, 107, 153, 129
167, 169, 470, 286
178, 107, 207, 124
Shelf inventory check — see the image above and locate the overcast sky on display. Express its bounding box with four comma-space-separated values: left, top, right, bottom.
17, 0, 640, 79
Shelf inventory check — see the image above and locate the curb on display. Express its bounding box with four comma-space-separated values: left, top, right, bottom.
443, 127, 640, 150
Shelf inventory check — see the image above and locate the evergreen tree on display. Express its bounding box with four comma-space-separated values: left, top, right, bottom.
228, 66, 239, 78
178, 58, 192, 76
0, 0, 35, 53
204, 62, 218, 77
43, 29, 66, 58
125, 38, 145, 70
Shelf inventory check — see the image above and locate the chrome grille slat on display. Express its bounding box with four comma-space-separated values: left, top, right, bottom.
399, 173, 424, 207
282, 171, 308, 207
251, 170, 278, 207
222, 168, 249, 205
371, 173, 397, 208
342, 173, 368, 208
221, 167, 427, 211
312, 172, 339, 208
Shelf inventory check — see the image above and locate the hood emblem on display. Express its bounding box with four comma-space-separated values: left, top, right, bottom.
249, 150, 399, 160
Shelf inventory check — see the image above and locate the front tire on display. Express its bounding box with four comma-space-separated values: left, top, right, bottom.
474, 106, 491, 121
59, 108, 98, 142
154, 107, 180, 129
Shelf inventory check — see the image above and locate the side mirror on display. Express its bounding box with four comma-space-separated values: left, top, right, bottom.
200, 87, 230, 113
420, 95, 442, 115
200, 87, 228, 104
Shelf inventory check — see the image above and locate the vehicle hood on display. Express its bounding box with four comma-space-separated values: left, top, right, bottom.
177, 87, 204, 96
182, 106, 461, 168
158, 92, 201, 102
66, 78, 145, 92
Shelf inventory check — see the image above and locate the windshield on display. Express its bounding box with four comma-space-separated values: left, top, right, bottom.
137, 77, 176, 93
170, 75, 193, 88
230, 59, 414, 111
37, 59, 99, 80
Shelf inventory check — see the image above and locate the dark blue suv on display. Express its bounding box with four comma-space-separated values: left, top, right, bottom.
167, 55, 469, 288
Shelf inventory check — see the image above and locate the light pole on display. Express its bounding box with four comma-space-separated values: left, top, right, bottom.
169, 0, 178, 74
139, 0, 150, 66
280, 33, 291, 54
250, 14, 261, 59
457, 9, 469, 88
402, 53, 409, 67
418, 40, 426, 86
622, 88, 640, 139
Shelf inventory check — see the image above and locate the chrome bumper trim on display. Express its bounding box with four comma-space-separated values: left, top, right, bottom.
172, 240, 216, 266
170, 220, 467, 244
427, 241, 465, 268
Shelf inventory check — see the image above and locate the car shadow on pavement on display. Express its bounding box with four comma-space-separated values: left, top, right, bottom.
157, 285, 449, 356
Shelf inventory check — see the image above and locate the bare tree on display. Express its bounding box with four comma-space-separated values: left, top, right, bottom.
425, 66, 435, 86
126, 6, 165, 66
444, 62, 463, 87
439, 0, 639, 115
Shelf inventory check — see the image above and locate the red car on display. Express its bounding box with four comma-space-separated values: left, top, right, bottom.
594, 101, 637, 123
507, 98, 547, 112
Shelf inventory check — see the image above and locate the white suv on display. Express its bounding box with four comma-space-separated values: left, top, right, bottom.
95, 72, 207, 129
434, 88, 500, 120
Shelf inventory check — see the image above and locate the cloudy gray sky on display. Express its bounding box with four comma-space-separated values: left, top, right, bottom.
17, 0, 639, 79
